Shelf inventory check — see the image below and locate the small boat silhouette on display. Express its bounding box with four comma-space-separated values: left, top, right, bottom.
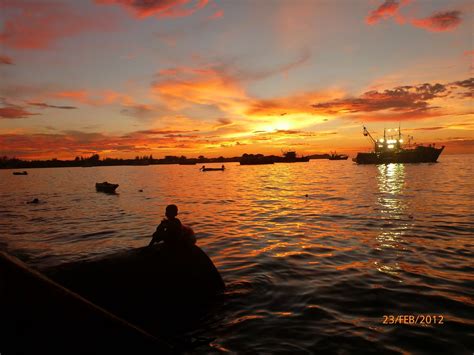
328, 152, 348, 160
95, 182, 119, 193
200, 165, 225, 171
13, 171, 28, 175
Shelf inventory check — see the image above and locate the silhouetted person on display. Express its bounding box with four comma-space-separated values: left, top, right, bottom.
200, 165, 206, 171
148, 204, 184, 248
221, 165, 225, 170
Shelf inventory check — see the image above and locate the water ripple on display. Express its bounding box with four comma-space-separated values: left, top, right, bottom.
1, 156, 473, 353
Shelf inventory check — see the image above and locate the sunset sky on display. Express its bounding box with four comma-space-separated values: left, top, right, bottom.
1, 0, 473, 159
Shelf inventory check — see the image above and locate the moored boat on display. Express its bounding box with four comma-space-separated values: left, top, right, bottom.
43, 243, 225, 333
354, 126, 444, 164
240, 154, 275, 165
276, 151, 309, 163
328, 152, 348, 160
95, 181, 119, 193
200, 165, 225, 171
1, 251, 171, 354
13, 171, 28, 175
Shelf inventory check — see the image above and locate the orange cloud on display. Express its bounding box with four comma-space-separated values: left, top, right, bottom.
51, 90, 134, 106
366, 0, 407, 25
365, 1, 463, 33
0, 129, 203, 159
152, 52, 312, 115
209, 9, 223, 19
246, 90, 341, 117
96, 0, 209, 19
0, 1, 114, 50
412, 11, 462, 32
153, 66, 248, 113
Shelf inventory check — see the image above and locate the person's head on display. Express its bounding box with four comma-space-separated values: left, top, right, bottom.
165, 204, 178, 219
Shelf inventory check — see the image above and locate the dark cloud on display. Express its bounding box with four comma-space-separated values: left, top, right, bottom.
96, 0, 209, 19
28, 102, 77, 109
312, 81, 454, 120
163, 133, 199, 138
216, 118, 232, 126
0, 55, 13, 65
132, 129, 200, 136
120, 104, 157, 119
451, 78, 474, 89
412, 11, 462, 32
252, 129, 337, 138
411, 126, 444, 131
239, 49, 311, 82
0, 105, 39, 119
449, 78, 473, 98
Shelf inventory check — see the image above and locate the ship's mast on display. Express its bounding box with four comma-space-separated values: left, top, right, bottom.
363, 126, 377, 151
363, 126, 376, 143
398, 123, 401, 149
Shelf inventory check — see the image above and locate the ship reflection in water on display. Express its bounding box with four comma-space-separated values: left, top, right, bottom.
374, 163, 409, 277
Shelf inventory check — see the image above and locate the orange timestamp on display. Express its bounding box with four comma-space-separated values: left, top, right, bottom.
382, 315, 444, 325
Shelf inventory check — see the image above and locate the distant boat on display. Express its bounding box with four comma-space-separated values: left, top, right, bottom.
354, 126, 444, 164
200, 166, 225, 171
307, 154, 330, 160
328, 152, 348, 160
240, 154, 275, 165
13, 171, 28, 175
276, 151, 310, 163
95, 182, 119, 193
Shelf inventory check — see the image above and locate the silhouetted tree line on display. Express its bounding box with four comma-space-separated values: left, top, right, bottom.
0, 152, 333, 169
0, 154, 241, 169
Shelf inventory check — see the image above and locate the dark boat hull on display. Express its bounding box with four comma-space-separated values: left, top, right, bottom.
43, 245, 225, 332
202, 168, 224, 171
0, 251, 171, 354
328, 156, 348, 160
354, 146, 444, 164
96, 182, 119, 193
275, 158, 310, 163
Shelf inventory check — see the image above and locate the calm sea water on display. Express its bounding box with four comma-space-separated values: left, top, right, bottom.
1, 155, 473, 353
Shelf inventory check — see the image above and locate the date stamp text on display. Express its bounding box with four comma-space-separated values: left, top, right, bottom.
382, 315, 444, 325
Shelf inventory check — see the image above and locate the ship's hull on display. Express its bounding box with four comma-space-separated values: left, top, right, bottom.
354, 146, 444, 164
275, 157, 310, 163
328, 155, 348, 161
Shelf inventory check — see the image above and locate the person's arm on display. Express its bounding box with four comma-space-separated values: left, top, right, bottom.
148, 222, 165, 247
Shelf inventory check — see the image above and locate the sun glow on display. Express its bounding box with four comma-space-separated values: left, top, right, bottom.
259, 119, 294, 132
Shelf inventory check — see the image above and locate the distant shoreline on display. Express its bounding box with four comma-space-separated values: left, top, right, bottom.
0, 153, 333, 170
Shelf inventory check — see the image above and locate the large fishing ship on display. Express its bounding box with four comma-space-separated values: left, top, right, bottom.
353, 126, 444, 164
